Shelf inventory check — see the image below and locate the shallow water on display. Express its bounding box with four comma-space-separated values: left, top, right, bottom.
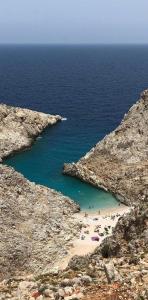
2, 45, 148, 210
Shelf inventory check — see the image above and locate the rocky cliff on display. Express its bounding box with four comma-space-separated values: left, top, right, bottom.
61, 90, 148, 299
0, 105, 80, 282
0, 104, 61, 162
63, 90, 148, 206
0, 164, 80, 281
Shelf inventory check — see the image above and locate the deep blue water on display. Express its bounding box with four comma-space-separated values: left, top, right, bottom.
1, 45, 148, 210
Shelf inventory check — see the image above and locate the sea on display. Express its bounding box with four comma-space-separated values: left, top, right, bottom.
1, 44, 148, 210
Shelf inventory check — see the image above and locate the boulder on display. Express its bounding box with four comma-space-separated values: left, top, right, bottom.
104, 261, 122, 283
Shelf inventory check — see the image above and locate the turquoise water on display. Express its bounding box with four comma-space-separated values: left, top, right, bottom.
6, 124, 118, 211
2, 45, 148, 210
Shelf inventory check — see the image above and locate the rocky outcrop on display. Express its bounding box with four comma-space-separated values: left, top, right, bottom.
63, 90, 148, 206
0, 164, 80, 281
0, 104, 61, 161
99, 201, 148, 260
0, 104, 80, 282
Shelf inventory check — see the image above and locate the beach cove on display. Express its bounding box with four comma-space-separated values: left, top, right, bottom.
58, 205, 131, 270
0, 96, 147, 300
0, 104, 132, 279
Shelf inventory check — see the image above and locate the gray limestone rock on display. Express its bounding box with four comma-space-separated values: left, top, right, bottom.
104, 261, 122, 283
68, 255, 89, 271
0, 104, 62, 162
63, 90, 148, 206
0, 105, 80, 281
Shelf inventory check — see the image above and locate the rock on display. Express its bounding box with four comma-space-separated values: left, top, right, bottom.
104, 261, 122, 283
71, 278, 82, 287
64, 286, 73, 296
0, 104, 62, 162
54, 292, 60, 300
58, 288, 65, 297
48, 267, 59, 276
68, 255, 89, 271
63, 90, 148, 207
43, 289, 54, 297
60, 279, 73, 287
0, 105, 80, 281
0, 164, 80, 280
80, 275, 92, 285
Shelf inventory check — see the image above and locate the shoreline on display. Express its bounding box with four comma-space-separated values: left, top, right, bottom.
58, 204, 131, 270
79, 203, 129, 216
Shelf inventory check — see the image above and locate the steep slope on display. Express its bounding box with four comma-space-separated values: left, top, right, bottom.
63, 90, 148, 205
99, 201, 148, 260
0, 104, 80, 281
0, 164, 79, 280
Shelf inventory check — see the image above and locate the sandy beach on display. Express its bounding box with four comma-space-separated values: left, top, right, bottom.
59, 205, 131, 269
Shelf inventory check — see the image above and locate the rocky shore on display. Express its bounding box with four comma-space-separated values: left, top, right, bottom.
0, 104, 62, 162
63, 90, 148, 206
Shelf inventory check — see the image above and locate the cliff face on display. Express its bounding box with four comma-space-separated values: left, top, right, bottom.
0, 104, 61, 162
0, 105, 80, 281
0, 164, 80, 281
63, 90, 148, 205
61, 90, 148, 298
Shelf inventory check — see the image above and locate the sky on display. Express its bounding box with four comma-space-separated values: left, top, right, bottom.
0, 0, 148, 44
